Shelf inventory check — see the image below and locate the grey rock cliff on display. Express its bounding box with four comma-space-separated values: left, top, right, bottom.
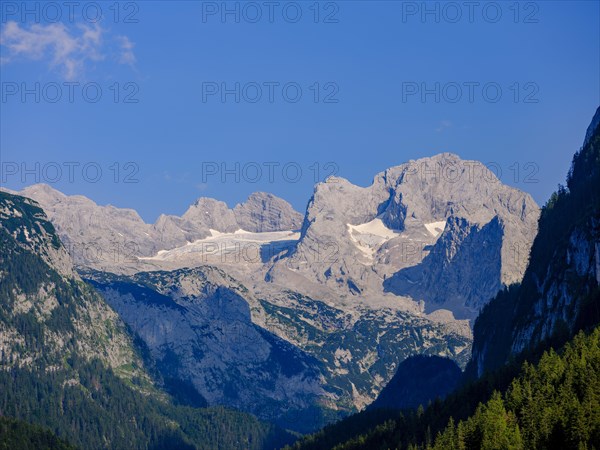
84, 267, 326, 433
468, 106, 600, 378
234, 192, 303, 232
384, 216, 504, 319
269, 153, 539, 319
511, 219, 600, 356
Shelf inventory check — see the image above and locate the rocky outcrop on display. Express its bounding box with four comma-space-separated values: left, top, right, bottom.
182, 197, 239, 232
20, 184, 160, 265
84, 267, 326, 433
18, 186, 303, 268
384, 216, 504, 319
234, 192, 303, 232
510, 219, 600, 356
468, 106, 600, 377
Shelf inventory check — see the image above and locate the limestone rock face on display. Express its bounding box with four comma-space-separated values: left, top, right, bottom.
84, 267, 325, 433
383, 216, 504, 319
19, 185, 303, 267
182, 197, 239, 232
510, 219, 600, 357
270, 153, 539, 319
20, 184, 160, 265
233, 192, 303, 232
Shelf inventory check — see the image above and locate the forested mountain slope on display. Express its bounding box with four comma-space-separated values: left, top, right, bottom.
0, 191, 294, 450
0, 416, 76, 450
295, 328, 600, 450
468, 106, 600, 377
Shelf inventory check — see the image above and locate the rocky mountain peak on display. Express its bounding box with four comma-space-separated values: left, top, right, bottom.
233, 192, 303, 232
270, 153, 539, 318
182, 197, 238, 232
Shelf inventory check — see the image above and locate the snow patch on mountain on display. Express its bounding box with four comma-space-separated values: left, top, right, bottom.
141, 229, 300, 262
424, 221, 446, 237
347, 218, 399, 260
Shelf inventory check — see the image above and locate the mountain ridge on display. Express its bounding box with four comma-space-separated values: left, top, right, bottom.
3, 152, 541, 431
0, 189, 297, 449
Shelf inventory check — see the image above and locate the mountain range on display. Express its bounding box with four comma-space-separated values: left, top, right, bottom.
1, 107, 598, 448
1, 152, 541, 431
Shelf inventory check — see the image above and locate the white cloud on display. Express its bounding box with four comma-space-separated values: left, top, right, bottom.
0, 21, 136, 80
117, 35, 136, 67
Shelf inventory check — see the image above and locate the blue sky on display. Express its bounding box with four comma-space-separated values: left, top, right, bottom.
1, 1, 598, 222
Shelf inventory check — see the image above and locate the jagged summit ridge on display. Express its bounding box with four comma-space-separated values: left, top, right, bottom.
14, 153, 540, 322
269, 153, 539, 319
18, 184, 303, 265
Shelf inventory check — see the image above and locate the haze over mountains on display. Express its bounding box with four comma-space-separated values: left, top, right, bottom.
2, 153, 541, 430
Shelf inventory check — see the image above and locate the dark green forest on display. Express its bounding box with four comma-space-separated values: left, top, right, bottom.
312, 328, 600, 450
0, 416, 76, 450
0, 360, 295, 450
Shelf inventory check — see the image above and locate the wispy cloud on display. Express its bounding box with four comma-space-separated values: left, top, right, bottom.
0, 21, 136, 80
117, 35, 136, 67
436, 120, 452, 133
